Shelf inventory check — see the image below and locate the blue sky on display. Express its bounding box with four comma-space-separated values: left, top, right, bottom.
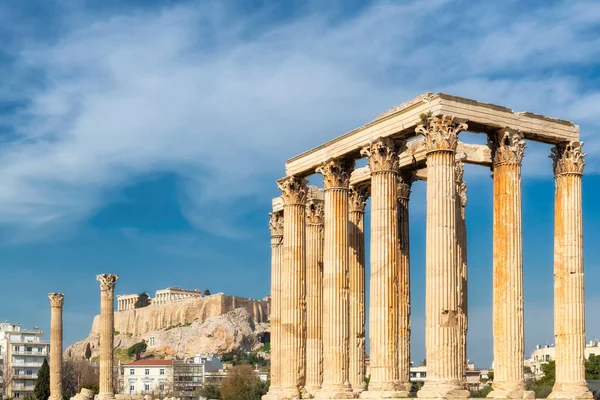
0, 0, 599, 368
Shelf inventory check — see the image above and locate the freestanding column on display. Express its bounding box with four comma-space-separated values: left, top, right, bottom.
266, 211, 284, 397
360, 138, 406, 398
488, 128, 533, 399
549, 142, 593, 400
416, 115, 469, 399
316, 158, 354, 398
277, 176, 308, 399
48, 293, 64, 400
97, 274, 119, 400
397, 172, 414, 394
305, 197, 325, 394
455, 162, 468, 385
349, 184, 369, 393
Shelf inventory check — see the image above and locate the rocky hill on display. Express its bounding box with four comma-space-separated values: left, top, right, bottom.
65, 293, 270, 361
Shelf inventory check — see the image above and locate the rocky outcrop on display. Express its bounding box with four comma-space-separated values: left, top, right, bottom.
65, 294, 270, 361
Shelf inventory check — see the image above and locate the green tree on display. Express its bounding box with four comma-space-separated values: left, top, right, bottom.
197, 378, 220, 399
34, 358, 51, 400
134, 292, 150, 308
586, 354, 600, 380
127, 342, 148, 360
220, 365, 267, 400
525, 361, 555, 398
204, 289, 211, 296
470, 385, 493, 398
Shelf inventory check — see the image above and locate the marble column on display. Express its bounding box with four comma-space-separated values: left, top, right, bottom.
316, 158, 354, 398
349, 184, 369, 393
277, 176, 308, 399
488, 128, 533, 399
416, 115, 469, 399
360, 138, 405, 398
549, 142, 593, 400
305, 198, 325, 394
397, 172, 414, 394
97, 274, 119, 400
266, 211, 284, 396
48, 293, 64, 400
455, 162, 468, 385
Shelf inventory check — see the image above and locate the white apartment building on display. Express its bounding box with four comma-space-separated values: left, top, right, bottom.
526, 340, 600, 377
121, 355, 223, 399
123, 360, 172, 395
0, 322, 50, 398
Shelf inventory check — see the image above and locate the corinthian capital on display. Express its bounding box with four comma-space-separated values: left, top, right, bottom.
416, 115, 466, 153
551, 141, 586, 176
316, 158, 354, 190
48, 293, 65, 307
349, 184, 369, 213
488, 128, 526, 166
96, 274, 119, 292
269, 212, 283, 237
306, 199, 324, 225
360, 138, 404, 174
277, 176, 308, 205
397, 172, 416, 200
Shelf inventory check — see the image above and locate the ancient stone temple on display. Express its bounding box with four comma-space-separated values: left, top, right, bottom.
264, 93, 591, 400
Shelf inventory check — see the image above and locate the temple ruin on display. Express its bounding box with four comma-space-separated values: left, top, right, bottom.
265, 93, 591, 400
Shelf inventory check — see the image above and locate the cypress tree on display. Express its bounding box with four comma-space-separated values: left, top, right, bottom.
34, 358, 51, 400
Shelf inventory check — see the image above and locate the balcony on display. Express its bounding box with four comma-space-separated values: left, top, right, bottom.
12, 351, 48, 356
14, 375, 38, 380
13, 362, 42, 368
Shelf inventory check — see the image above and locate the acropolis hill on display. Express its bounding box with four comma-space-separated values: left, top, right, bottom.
65, 291, 270, 361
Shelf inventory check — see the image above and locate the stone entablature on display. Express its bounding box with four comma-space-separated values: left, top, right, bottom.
266, 92, 591, 400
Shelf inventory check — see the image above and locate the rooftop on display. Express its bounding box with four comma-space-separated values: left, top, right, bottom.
124, 359, 173, 366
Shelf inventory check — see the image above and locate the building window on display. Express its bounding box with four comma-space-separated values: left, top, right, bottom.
129, 385, 135, 393
160, 369, 165, 375
130, 369, 134, 375
144, 384, 150, 391
26, 370, 33, 376
149, 337, 155, 346
145, 369, 150, 375
159, 384, 164, 391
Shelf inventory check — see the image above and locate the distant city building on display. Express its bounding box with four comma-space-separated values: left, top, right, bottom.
409, 362, 488, 390
0, 322, 50, 398
119, 355, 223, 400
117, 286, 204, 311
526, 340, 600, 377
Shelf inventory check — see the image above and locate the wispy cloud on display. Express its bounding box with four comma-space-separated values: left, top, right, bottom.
0, 0, 598, 238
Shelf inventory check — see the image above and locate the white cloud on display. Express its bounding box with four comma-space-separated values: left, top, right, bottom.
0, 0, 598, 238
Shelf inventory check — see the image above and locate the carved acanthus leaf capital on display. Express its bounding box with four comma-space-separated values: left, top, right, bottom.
360, 138, 405, 174
96, 274, 119, 291
269, 212, 283, 237
316, 158, 354, 190
416, 115, 466, 153
349, 184, 369, 213
48, 293, 64, 307
277, 176, 308, 205
551, 141, 585, 176
397, 172, 416, 200
489, 128, 526, 166
306, 199, 324, 225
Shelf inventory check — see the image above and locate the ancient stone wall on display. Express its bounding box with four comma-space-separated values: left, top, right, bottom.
89, 294, 269, 337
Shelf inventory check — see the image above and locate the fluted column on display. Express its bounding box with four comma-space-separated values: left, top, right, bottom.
349, 184, 368, 393
48, 293, 64, 400
416, 115, 469, 399
455, 162, 468, 386
397, 172, 414, 393
97, 274, 119, 400
549, 142, 592, 400
360, 138, 405, 398
277, 176, 308, 399
305, 197, 325, 394
488, 128, 533, 399
266, 211, 284, 397
316, 158, 354, 398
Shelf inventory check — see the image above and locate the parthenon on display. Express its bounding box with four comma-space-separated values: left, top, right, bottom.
264, 93, 591, 400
